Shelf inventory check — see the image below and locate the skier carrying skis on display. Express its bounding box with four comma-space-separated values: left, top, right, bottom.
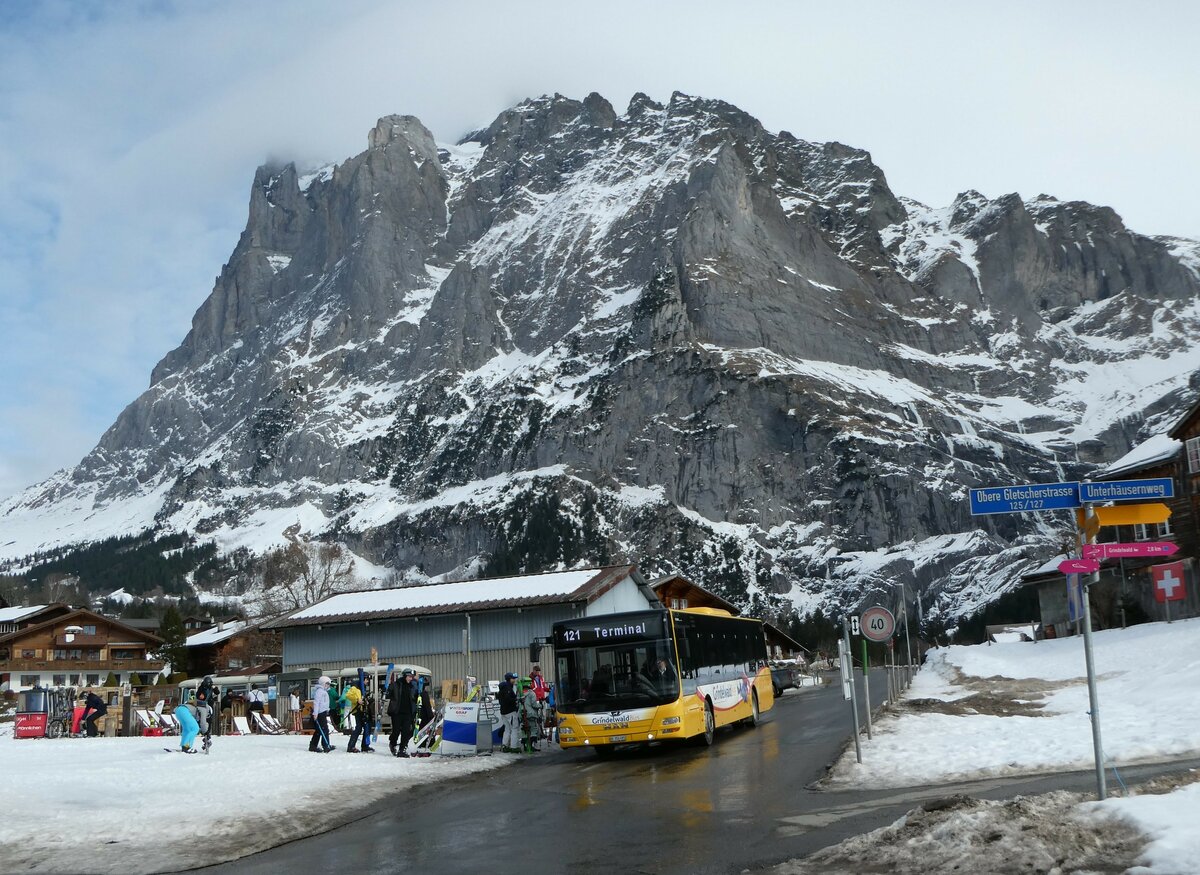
344, 681, 373, 752
308, 676, 334, 753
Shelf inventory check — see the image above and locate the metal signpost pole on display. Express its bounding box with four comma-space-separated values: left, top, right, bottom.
840, 619, 862, 763
902, 582, 914, 687
1079, 505, 1107, 801
860, 638, 872, 739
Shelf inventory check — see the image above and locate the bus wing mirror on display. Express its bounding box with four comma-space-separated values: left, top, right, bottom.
529, 642, 543, 663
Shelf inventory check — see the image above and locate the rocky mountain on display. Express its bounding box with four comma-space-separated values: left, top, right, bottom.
3, 92, 1199, 626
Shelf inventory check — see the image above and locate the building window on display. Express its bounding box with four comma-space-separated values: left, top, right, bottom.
1158, 518, 1173, 537
1188, 436, 1200, 473
53, 674, 66, 686
111, 648, 139, 660
21, 649, 35, 659
671, 598, 688, 609
86, 674, 101, 686
20, 675, 40, 688
1133, 523, 1150, 541
53, 649, 83, 660
85, 649, 101, 660
81, 625, 96, 636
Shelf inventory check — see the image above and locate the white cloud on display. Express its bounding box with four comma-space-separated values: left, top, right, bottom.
1, 0, 1198, 499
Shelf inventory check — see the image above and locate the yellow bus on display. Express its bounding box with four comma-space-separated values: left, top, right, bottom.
552, 607, 774, 755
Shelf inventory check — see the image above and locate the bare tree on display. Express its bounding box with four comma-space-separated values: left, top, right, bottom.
252, 540, 358, 616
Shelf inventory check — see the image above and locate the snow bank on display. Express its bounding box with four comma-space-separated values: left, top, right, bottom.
0, 733, 517, 874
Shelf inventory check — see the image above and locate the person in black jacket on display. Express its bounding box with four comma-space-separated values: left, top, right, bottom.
498, 672, 520, 752
387, 669, 418, 757
81, 689, 107, 737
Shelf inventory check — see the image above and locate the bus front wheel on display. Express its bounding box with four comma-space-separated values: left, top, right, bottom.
701, 700, 715, 746
744, 690, 760, 728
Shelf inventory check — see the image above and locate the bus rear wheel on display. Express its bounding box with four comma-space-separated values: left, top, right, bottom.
700, 700, 715, 746
743, 691, 760, 728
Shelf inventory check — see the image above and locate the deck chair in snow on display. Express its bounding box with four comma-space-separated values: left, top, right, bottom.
252, 712, 285, 735
261, 712, 287, 734
232, 715, 252, 735
135, 709, 158, 731
158, 712, 181, 734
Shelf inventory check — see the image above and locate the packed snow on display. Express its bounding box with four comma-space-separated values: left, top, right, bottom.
808, 616, 1200, 873
0, 732, 517, 874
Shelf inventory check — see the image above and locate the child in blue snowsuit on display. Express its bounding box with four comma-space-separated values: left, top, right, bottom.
175, 698, 200, 753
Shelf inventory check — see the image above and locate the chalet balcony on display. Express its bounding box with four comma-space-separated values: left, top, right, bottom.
1, 658, 164, 673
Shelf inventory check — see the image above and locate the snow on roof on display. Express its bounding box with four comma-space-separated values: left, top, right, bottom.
186, 620, 250, 647
1023, 554, 1070, 579
287, 568, 616, 624
0, 604, 52, 624
1099, 433, 1180, 478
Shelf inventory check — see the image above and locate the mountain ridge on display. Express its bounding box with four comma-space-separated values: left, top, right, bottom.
3, 91, 1198, 627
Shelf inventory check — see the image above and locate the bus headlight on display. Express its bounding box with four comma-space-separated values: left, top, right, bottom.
558, 727, 574, 737
660, 716, 681, 725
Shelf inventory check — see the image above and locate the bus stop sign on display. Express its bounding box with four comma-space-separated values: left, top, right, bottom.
860, 606, 896, 642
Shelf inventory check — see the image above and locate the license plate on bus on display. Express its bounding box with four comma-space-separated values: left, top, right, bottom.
609, 735, 627, 743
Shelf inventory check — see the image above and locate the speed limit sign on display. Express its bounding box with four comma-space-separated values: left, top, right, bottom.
860, 606, 895, 642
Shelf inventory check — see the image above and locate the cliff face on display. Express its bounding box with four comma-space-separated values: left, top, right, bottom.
4, 92, 1199, 623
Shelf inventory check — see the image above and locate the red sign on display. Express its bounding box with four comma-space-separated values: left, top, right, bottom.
13, 713, 48, 739
1083, 542, 1179, 560
1059, 558, 1100, 575
1151, 561, 1186, 603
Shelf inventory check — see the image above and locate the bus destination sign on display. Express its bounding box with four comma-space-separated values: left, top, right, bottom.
553, 612, 666, 648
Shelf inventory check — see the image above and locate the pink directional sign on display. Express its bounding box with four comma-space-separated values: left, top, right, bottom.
1059, 558, 1100, 574
1082, 542, 1179, 561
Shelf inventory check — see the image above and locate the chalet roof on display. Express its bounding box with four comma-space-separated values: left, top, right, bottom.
267, 565, 644, 629
0, 607, 164, 646
650, 574, 739, 614
0, 604, 58, 624
1020, 554, 1071, 581
186, 620, 251, 648
1168, 394, 1200, 440
1098, 433, 1181, 479
763, 621, 807, 653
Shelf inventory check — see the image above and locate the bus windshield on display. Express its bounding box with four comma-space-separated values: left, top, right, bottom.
553, 611, 679, 714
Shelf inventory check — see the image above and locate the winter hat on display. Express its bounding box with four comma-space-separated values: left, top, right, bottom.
504, 672, 517, 680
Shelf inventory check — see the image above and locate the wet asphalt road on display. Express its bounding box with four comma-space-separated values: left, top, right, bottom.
186, 674, 1200, 875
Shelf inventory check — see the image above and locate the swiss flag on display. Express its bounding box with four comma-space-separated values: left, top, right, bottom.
1151, 561, 1187, 603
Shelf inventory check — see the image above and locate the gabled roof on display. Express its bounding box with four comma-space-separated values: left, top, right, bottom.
267, 565, 643, 629
0, 604, 66, 625
650, 574, 739, 614
0, 607, 163, 646
1168, 394, 1200, 440
1098, 433, 1180, 479
186, 619, 251, 648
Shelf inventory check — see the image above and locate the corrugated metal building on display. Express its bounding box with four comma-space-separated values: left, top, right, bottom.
266, 565, 658, 687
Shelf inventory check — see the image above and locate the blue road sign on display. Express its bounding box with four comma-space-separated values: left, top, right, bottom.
1066, 573, 1083, 623
1080, 478, 1174, 503
969, 481, 1081, 516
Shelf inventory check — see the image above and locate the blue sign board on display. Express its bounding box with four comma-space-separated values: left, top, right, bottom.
969, 481, 1081, 516
1080, 478, 1174, 503
1066, 573, 1083, 623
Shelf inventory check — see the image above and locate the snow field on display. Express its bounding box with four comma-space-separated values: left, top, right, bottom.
820, 616, 1200, 873
0, 732, 518, 874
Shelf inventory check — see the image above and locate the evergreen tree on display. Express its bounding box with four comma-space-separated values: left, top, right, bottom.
156, 606, 188, 676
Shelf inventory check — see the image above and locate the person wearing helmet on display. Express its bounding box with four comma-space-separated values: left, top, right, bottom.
498, 672, 520, 752
308, 676, 334, 753
386, 668, 418, 757
195, 675, 217, 744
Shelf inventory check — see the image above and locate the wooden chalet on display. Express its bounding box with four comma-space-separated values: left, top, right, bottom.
0, 607, 164, 691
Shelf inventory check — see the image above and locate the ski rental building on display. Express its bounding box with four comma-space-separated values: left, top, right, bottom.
266, 565, 659, 690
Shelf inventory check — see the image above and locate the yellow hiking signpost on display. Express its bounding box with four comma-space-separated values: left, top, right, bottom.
1091, 503, 1172, 527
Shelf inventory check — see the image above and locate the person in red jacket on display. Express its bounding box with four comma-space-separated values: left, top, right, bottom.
530, 665, 548, 703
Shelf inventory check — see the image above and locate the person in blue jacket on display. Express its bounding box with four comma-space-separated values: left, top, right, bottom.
175, 694, 200, 753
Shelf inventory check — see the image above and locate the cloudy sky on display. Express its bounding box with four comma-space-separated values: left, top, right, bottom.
1, 0, 1197, 501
